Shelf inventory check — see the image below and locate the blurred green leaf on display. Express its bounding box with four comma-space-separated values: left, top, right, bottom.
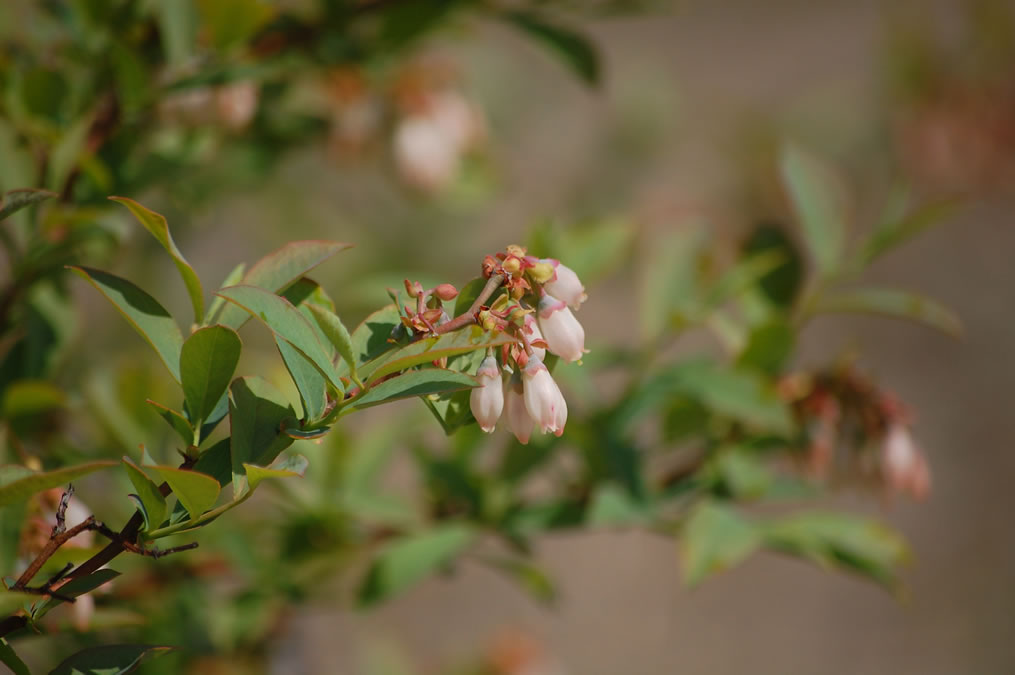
217, 241, 352, 329
49, 644, 176, 675
122, 458, 167, 533
858, 199, 956, 268
504, 11, 601, 86
349, 370, 477, 410
110, 197, 205, 323
811, 287, 961, 337
713, 449, 772, 499
198, 0, 274, 51
0, 592, 36, 618
359, 325, 516, 385
0, 188, 57, 222
681, 501, 760, 585
737, 318, 795, 374
180, 325, 242, 427
32, 569, 120, 621
229, 376, 296, 497
482, 556, 557, 605
47, 113, 93, 192
640, 228, 706, 341
0, 637, 29, 675
0, 461, 117, 508
156, 0, 198, 65
779, 144, 848, 277
587, 485, 651, 527
2, 379, 65, 419
742, 224, 804, 308
357, 524, 475, 608
218, 285, 343, 389
763, 511, 910, 587
149, 466, 220, 520
70, 267, 183, 382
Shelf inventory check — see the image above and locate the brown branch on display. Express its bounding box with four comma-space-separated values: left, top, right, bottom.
430, 273, 505, 336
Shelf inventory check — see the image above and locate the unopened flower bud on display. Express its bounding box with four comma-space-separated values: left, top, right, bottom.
404, 279, 419, 298
882, 424, 931, 499
527, 260, 556, 284
537, 294, 587, 363
502, 255, 522, 277
542, 259, 587, 310
470, 356, 504, 432
504, 375, 533, 444
434, 283, 459, 301
522, 356, 567, 436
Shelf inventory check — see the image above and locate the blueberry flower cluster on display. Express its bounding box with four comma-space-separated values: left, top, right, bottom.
468, 246, 587, 444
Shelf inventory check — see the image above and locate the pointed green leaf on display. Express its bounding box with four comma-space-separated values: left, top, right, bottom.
277, 337, 328, 421
0, 461, 117, 507
228, 377, 295, 497
763, 511, 910, 588
122, 458, 167, 532
217, 241, 352, 329
149, 466, 220, 519
243, 453, 308, 491
345, 304, 402, 368
349, 370, 478, 411
217, 285, 343, 389
203, 261, 246, 325
779, 144, 848, 276
70, 267, 183, 381
110, 197, 204, 322
49, 644, 176, 675
681, 501, 760, 586
145, 400, 192, 443
0, 592, 37, 617
357, 524, 475, 607
811, 287, 961, 337
0, 188, 56, 221
307, 303, 357, 379
503, 11, 600, 86
858, 198, 957, 268
180, 325, 242, 424
587, 486, 651, 527
32, 569, 120, 620
359, 325, 516, 385
0, 637, 30, 675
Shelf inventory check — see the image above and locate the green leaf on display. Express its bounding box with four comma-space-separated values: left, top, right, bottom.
243, 453, 308, 491
742, 224, 804, 308
180, 325, 242, 425
640, 228, 707, 340
203, 262, 246, 325
779, 144, 848, 277
217, 241, 352, 329
348, 370, 478, 411
0, 188, 56, 221
155, 0, 197, 65
763, 511, 910, 587
198, 0, 274, 51
2, 380, 66, 419
482, 556, 557, 605
681, 501, 760, 586
110, 197, 204, 323
713, 449, 772, 499
736, 318, 795, 374
345, 305, 402, 368
357, 525, 475, 607
810, 287, 961, 337
858, 198, 956, 268
0, 637, 29, 675
49, 644, 176, 675
306, 304, 358, 380
217, 285, 343, 389
70, 267, 183, 382
358, 326, 516, 385
228, 377, 296, 497
32, 569, 120, 621
504, 11, 600, 86
0, 592, 37, 617
145, 400, 193, 443
149, 466, 220, 520
276, 338, 329, 421
586, 485, 651, 527
122, 459, 167, 533
0, 461, 116, 507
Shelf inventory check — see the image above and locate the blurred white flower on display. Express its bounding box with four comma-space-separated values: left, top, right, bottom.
393, 115, 460, 191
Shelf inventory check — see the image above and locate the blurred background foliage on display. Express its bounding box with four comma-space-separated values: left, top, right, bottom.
0, 0, 1011, 673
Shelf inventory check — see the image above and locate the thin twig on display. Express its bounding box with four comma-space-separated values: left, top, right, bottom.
53, 484, 74, 536
431, 273, 505, 336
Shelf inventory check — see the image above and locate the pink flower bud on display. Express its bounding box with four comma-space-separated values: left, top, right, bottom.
524, 313, 547, 362
434, 283, 459, 301
542, 259, 586, 310
522, 357, 567, 436
393, 115, 459, 191
470, 356, 504, 433
882, 424, 931, 499
504, 375, 533, 444
537, 294, 587, 363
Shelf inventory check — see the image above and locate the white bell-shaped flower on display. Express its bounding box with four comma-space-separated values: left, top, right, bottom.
537, 294, 587, 363
522, 356, 567, 436
470, 356, 503, 433
542, 259, 587, 310
504, 374, 533, 445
